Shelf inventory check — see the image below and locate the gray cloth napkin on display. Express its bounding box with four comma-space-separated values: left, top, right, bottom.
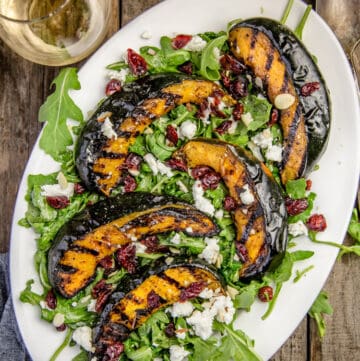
0, 253, 32, 361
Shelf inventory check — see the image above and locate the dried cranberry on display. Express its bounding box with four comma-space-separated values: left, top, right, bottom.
171, 34, 192, 49
235, 242, 249, 263
191, 165, 213, 179
127, 48, 147, 76
232, 103, 244, 121
300, 82, 320, 97
178, 61, 193, 74
220, 54, 246, 74
91, 279, 112, 299
105, 343, 124, 361
98, 255, 114, 271
201, 171, 221, 190
123, 175, 137, 193
140, 235, 168, 253
95, 289, 113, 313
269, 108, 279, 126
258, 286, 273, 302
306, 179, 312, 191
221, 71, 231, 88
56, 324, 66, 332
285, 197, 309, 216
123, 153, 142, 172
229, 76, 248, 99
210, 103, 227, 118
215, 120, 233, 135
45, 289, 57, 310
306, 214, 327, 232
166, 158, 188, 172
105, 79, 122, 96
46, 196, 69, 209
74, 183, 86, 194
166, 125, 179, 145
147, 290, 161, 310
179, 281, 206, 302
115, 243, 137, 273
224, 196, 237, 211
165, 322, 176, 337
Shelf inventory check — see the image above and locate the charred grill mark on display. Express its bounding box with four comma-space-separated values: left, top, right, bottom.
250, 28, 259, 49
57, 264, 77, 274
265, 47, 274, 71
281, 104, 303, 172
239, 205, 264, 244
68, 245, 100, 257
157, 272, 181, 289
159, 91, 181, 106
280, 74, 289, 93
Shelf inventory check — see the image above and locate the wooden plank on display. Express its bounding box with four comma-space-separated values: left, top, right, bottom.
121, 0, 163, 26
309, 239, 360, 360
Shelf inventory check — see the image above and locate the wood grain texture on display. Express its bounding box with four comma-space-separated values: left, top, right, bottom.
0, 1, 359, 361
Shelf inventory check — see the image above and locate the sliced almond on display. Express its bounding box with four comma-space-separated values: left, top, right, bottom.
57, 172, 68, 190
274, 93, 295, 110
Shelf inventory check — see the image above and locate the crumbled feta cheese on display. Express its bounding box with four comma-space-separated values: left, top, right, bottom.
101, 117, 118, 139
186, 309, 214, 340
169, 345, 190, 361
135, 241, 147, 254
199, 237, 220, 264
143, 153, 173, 177
72, 301, 78, 307
39, 301, 51, 310
52, 313, 65, 328
170, 233, 181, 245
165, 256, 174, 265
87, 299, 97, 312
247, 141, 264, 161
41, 181, 74, 198
106, 68, 129, 84
179, 120, 197, 139
227, 120, 238, 135
212, 295, 235, 324
274, 93, 295, 109
241, 112, 253, 127
265, 145, 283, 162
288, 221, 308, 237
153, 358, 163, 361
183, 35, 207, 52
192, 180, 215, 216
73, 326, 95, 352
240, 184, 255, 205
176, 328, 187, 340
176, 180, 188, 193
214, 209, 224, 219
170, 301, 194, 317
91, 357, 98, 361
199, 288, 214, 299
141, 30, 152, 39
185, 226, 193, 233
251, 128, 273, 149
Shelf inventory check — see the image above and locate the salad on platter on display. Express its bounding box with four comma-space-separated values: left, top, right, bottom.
17, 1, 336, 360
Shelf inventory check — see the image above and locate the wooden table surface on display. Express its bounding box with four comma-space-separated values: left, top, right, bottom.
0, 0, 359, 360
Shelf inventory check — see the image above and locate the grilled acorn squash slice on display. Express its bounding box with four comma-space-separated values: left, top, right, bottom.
174, 138, 287, 278
92, 258, 224, 357
75, 73, 235, 196
228, 20, 310, 184
48, 193, 218, 298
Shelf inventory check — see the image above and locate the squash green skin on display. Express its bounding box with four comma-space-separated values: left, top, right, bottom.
230, 18, 331, 174
47, 192, 219, 298
92, 257, 224, 357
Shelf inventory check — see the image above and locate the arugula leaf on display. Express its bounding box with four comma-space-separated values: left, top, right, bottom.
294, 5, 312, 40
39, 68, 83, 161
234, 281, 263, 311
72, 350, 88, 361
308, 291, 333, 338
280, 0, 294, 24
285, 178, 307, 199
347, 208, 360, 242
241, 94, 272, 131
212, 322, 261, 361
49, 328, 73, 361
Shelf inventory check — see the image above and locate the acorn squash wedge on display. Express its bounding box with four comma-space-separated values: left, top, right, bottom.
174, 138, 287, 278
92, 258, 224, 357
47, 193, 219, 298
75, 73, 235, 196
228, 20, 311, 185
